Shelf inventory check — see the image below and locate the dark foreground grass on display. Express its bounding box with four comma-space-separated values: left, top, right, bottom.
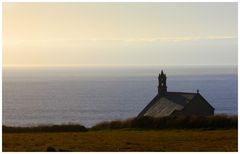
3, 129, 237, 151
3, 115, 237, 133
91, 115, 237, 130
3, 115, 238, 151
3, 124, 87, 133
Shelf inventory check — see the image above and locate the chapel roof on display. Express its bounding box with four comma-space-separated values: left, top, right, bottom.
137, 92, 197, 118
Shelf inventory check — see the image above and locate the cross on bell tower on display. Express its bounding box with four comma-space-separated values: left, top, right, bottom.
158, 70, 167, 96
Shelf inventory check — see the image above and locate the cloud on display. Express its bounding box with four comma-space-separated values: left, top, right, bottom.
122, 36, 237, 43
4, 36, 237, 46
63, 36, 237, 43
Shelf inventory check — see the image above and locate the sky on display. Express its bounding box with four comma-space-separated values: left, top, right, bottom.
3, 3, 238, 67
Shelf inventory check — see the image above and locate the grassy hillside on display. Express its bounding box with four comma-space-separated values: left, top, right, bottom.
3, 124, 87, 133
3, 115, 237, 133
91, 115, 237, 130
3, 129, 237, 152
3, 115, 237, 152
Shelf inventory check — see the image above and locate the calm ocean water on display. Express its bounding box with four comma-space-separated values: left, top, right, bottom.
3, 66, 238, 127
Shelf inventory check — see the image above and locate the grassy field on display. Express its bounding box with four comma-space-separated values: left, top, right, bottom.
3, 129, 237, 152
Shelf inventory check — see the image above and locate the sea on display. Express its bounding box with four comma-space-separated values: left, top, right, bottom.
3, 65, 238, 127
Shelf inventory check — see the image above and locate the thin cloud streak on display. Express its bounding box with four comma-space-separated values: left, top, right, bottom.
4, 36, 237, 46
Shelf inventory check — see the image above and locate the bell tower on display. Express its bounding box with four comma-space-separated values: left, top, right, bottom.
158, 70, 167, 96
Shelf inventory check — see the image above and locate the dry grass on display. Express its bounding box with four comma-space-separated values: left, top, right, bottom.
92, 115, 237, 130
3, 129, 237, 152
3, 124, 87, 133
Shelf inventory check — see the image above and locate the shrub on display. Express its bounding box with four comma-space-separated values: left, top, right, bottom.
3, 124, 87, 133
91, 114, 237, 130
3, 115, 237, 132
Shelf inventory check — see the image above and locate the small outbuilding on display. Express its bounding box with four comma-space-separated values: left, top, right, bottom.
137, 71, 214, 118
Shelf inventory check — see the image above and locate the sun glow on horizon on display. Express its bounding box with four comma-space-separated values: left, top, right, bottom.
3, 3, 238, 67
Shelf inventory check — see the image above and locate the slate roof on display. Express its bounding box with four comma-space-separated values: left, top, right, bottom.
137, 92, 198, 118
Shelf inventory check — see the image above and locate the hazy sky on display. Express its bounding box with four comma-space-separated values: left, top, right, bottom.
3, 3, 238, 67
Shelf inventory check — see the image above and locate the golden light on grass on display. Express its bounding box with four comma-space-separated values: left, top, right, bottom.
3, 129, 237, 152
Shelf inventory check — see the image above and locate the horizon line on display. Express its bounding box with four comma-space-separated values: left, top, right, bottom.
3, 64, 238, 68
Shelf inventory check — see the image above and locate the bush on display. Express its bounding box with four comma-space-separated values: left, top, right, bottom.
3, 124, 87, 133
91, 114, 237, 130
3, 115, 237, 132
